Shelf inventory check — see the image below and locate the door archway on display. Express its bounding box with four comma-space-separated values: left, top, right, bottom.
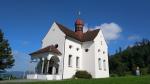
48, 56, 60, 74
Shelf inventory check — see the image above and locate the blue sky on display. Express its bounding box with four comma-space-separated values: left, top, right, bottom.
0, 0, 150, 71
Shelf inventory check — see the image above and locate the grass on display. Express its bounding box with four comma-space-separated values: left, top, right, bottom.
1, 75, 150, 84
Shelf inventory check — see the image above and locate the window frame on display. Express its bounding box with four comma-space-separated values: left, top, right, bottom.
76, 57, 80, 68
98, 58, 102, 70
103, 60, 106, 71
68, 55, 72, 67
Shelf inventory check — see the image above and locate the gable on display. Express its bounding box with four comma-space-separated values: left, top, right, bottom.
94, 30, 108, 48
42, 22, 66, 48
43, 22, 65, 41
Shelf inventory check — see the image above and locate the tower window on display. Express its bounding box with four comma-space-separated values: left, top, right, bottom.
85, 49, 89, 52
68, 55, 72, 67
76, 57, 80, 68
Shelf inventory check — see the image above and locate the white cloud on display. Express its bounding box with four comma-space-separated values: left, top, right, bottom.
84, 22, 122, 42
128, 35, 140, 40
83, 26, 88, 32
99, 22, 122, 41
83, 24, 89, 32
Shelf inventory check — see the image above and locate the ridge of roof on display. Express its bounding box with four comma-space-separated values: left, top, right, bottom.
55, 22, 100, 42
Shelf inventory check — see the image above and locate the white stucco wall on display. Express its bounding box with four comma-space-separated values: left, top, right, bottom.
63, 37, 83, 79
82, 41, 95, 77
41, 22, 66, 78
42, 22, 66, 51
94, 30, 109, 78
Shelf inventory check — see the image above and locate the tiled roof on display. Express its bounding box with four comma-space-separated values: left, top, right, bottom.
29, 45, 62, 56
56, 22, 100, 42
75, 19, 84, 25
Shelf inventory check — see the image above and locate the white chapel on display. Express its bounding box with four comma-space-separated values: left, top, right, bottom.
27, 18, 109, 80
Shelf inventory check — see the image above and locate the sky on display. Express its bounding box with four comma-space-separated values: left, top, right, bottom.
0, 0, 150, 71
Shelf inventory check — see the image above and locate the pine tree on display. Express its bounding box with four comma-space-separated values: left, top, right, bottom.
0, 29, 14, 72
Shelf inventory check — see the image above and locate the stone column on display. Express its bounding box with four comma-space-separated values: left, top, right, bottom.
47, 56, 51, 74
41, 57, 45, 74
52, 67, 56, 80
52, 67, 56, 75
46, 60, 50, 74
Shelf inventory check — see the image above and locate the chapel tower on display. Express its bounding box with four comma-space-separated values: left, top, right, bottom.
75, 18, 84, 38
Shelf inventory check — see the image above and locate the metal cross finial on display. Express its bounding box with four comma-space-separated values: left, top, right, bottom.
78, 11, 81, 16
78, 11, 81, 18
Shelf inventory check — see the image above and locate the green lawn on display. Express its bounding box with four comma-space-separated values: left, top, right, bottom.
1, 75, 150, 84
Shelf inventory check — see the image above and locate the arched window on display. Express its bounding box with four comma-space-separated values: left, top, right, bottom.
76, 57, 80, 68
98, 58, 102, 70
68, 55, 72, 67
103, 60, 106, 71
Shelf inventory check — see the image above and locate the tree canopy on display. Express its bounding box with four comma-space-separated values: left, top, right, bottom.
109, 39, 150, 76
0, 29, 14, 72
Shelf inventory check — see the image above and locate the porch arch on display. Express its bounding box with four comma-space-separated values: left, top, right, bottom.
47, 56, 60, 74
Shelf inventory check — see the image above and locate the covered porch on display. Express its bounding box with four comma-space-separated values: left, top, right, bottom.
27, 45, 62, 80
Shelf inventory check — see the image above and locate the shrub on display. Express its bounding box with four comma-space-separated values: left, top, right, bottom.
110, 74, 118, 77
74, 70, 92, 79
0, 78, 3, 80
140, 68, 148, 75
148, 65, 150, 74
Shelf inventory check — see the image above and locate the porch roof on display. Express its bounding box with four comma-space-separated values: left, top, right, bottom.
29, 45, 62, 56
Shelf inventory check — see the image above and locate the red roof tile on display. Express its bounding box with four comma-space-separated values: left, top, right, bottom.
56, 22, 100, 42
30, 45, 62, 56
75, 19, 84, 25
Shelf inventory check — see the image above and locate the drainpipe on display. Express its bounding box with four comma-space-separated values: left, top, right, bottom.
62, 37, 66, 80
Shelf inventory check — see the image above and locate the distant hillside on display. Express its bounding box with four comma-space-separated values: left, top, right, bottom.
109, 39, 150, 76
7, 71, 25, 79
